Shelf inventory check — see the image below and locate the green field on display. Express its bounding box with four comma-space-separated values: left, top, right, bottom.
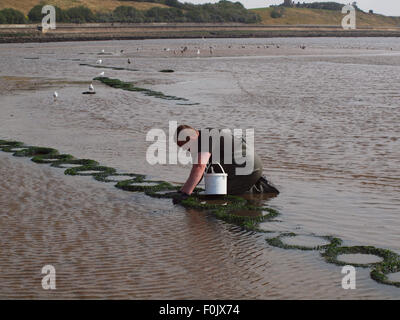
251, 7, 400, 27
0, 0, 167, 15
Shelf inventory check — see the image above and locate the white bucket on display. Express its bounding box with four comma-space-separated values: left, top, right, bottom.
204, 162, 227, 195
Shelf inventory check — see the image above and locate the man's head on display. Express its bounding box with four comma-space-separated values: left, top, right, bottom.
175, 124, 198, 148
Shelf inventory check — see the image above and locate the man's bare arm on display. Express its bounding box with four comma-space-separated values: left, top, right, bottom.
181, 152, 211, 195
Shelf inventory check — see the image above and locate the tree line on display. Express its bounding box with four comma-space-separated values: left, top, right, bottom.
0, 1, 260, 24
284, 2, 361, 11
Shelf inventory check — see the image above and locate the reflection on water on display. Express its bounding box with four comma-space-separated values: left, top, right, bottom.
0, 38, 399, 299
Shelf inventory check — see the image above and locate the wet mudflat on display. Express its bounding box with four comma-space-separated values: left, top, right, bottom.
0, 38, 399, 299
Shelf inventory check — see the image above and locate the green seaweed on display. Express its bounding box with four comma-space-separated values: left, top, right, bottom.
144, 187, 182, 198
12, 146, 59, 158
64, 165, 116, 176
31, 154, 74, 164
371, 259, 400, 288
178, 194, 278, 230
211, 206, 279, 231
144, 186, 206, 199
93, 77, 189, 102
176, 102, 200, 106
80, 63, 138, 72
321, 245, 399, 268
1, 145, 30, 153
115, 178, 175, 192
0, 140, 24, 150
180, 194, 247, 210
50, 158, 99, 169
93, 172, 145, 183
266, 232, 342, 251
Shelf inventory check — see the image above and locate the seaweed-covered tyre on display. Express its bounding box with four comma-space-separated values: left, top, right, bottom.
0, 140, 25, 152
266, 233, 342, 251
64, 166, 116, 176
180, 195, 247, 210
12, 146, 59, 158
321, 245, 399, 268
51, 159, 99, 169
93, 172, 144, 183
371, 260, 400, 288
115, 179, 174, 192
211, 207, 275, 230
145, 187, 182, 198
32, 154, 74, 164
1, 146, 31, 154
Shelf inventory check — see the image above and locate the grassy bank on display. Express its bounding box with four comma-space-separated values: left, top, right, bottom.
251, 7, 400, 27
0, 0, 168, 15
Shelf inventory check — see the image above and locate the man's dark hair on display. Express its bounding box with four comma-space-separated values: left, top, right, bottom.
176, 124, 196, 144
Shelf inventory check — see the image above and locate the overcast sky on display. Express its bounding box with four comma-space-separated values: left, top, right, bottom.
185, 0, 400, 16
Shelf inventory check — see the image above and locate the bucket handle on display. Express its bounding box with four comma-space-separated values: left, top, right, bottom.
205, 162, 226, 175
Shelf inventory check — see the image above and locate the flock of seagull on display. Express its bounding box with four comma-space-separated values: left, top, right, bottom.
54, 49, 107, 101
52, 43, 304, 101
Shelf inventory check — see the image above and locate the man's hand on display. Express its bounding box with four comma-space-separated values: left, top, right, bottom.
180, 152, 211, 195
172, 191, 190, 205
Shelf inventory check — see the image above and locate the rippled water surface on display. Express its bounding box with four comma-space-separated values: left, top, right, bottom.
0, 38, 399, 299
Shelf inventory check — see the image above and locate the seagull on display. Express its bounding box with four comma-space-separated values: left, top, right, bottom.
101, 49, 105, 53
53, 91, 58, 101
89, 83, 95, 92
96, 59, 102, 64
99, 71, 105, 76
197, 49, 200, 56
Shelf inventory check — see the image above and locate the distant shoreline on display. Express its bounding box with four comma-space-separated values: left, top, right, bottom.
1, 23, 400, 43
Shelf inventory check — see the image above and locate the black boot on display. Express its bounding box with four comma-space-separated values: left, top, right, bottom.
254, 176, 280, 194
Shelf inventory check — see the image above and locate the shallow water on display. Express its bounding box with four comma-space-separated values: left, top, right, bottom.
57, 164, 84, 168
281, 235, 330, 248
337, 254, 384, 265
76, 170, 106, 175
387, 272, 400, 283
0, 38, 399, 299
126, 181, 160, 187
104, 175, 139, 182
